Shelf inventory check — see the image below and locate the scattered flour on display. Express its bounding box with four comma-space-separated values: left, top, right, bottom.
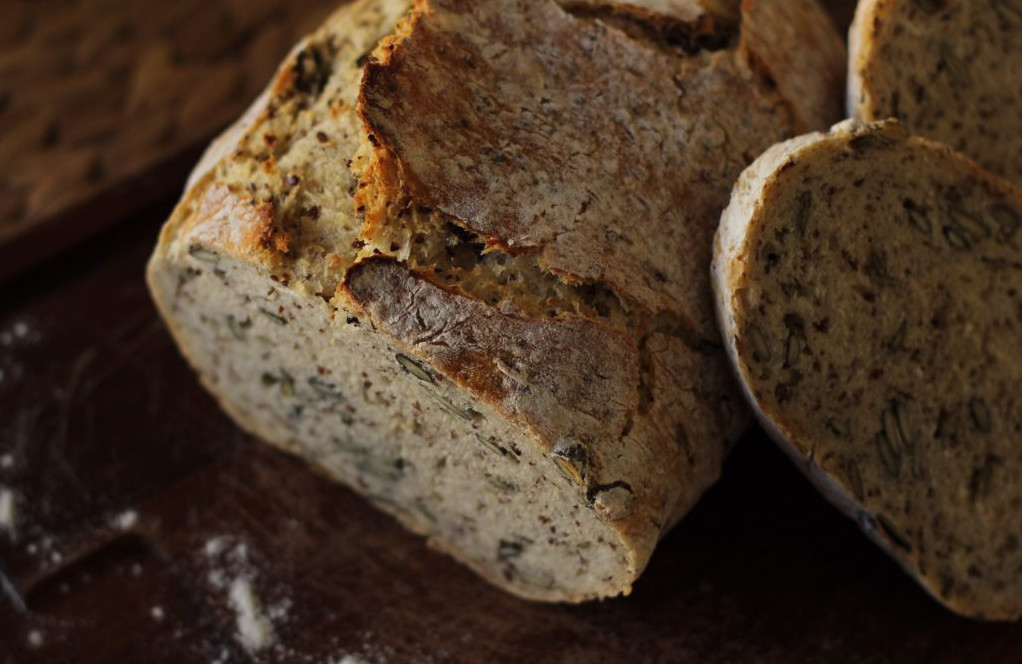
151, 605, 165, 621
1, 454, 13, 469
335, 656, 371, 664
112, 510, 138, 530
27, 629, 44, 648
202, 536, 285, 655
228, 576, 276, 653
204, 535, 230, 558
0, 487, 16, 537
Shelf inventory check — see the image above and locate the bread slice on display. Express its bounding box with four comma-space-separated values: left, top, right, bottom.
713, 120, 1022, 620
147, 0, 844, 601
848, 0, 1022, 185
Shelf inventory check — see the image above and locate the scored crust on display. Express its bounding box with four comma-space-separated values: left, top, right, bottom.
848, 0, 1022, 185
713, 120, 1022, 620
149, 0, 845, 600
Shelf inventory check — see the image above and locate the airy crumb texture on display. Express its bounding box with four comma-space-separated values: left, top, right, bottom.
849, 0, 1022, 185
713, 120, 1022, 620
148, 0, 845, 601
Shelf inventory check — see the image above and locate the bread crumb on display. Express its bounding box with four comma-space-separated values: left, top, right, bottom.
112, 510, 138, 530
151, 605, 165, 621
228, 577, 275, 653
0, 487, 16, 537
27, 630, 43, 648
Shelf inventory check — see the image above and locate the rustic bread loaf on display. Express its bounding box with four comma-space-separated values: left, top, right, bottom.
713, 120, 1022, 620
148, 0, 844, 601
848, 0, 1022, 185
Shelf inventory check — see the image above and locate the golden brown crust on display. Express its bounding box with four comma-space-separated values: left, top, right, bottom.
341, 257, 670, 552
358, 0, 845, 335
738, 0, 846, 132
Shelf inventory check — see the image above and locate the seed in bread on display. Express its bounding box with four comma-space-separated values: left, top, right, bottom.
849, 0, 1022, 185
713, 120, 1022, 620
147, 0, 845, 601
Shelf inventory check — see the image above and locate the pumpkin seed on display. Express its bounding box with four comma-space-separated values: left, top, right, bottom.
845, 460, 865, 501
358, 456, 405, 482
226, 315, 252, 341
795, 191, 812, 237
887, 321, 907, 351
783, 331, 801, 367
904, 202, 931, 236
882, 405, 903, 449
948, 207, 991, 242
497, 539, 524, 562
747, 324, 771, 364
938, 43, 970, 87
865, 251, 895, 285
260, 369, 294, 396
893, 400, 916, 448
552, 444, 588, 485
969, 397, 992, 432
942, 224, 971, 250
419, 385, 474, 421
308, 376, 342, 398
485, 473, 518, 493
826, 417, 847, 437
188, 244, 220, 263
475, 432, 520, 463
279, 369, 295, 397
875, 431, 901, 477
396, 353, 434, 383
259, 308, 288, 325
877, 514, 913, 552
990, 204, 1020, 241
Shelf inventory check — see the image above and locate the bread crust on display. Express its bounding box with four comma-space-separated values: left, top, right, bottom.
848, 0, 1022, 185
713, 120, 1022, 620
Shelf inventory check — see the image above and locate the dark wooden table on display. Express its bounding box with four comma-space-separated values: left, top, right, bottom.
1, 1, 1020, 662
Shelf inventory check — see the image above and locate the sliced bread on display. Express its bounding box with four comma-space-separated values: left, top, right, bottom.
849, 0, 1022, 185
713, 120, 1022, 620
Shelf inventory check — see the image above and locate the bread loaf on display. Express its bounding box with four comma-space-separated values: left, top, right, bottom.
148, 0, 844, 601
713, 120, 1022, 620
848, 0, 1022, 185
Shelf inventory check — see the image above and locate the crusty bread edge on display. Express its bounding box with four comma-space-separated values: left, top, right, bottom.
846, 0, 883, 121
711, 119, 1020, 621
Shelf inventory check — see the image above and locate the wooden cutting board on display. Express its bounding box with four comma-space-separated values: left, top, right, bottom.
0, 0, 343, 284
1, 214, 1020, 664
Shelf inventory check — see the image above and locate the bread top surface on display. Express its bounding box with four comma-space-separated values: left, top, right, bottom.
849, 0, 1022, 185
714, 121, 1022, 619
359, 0, 844, 336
